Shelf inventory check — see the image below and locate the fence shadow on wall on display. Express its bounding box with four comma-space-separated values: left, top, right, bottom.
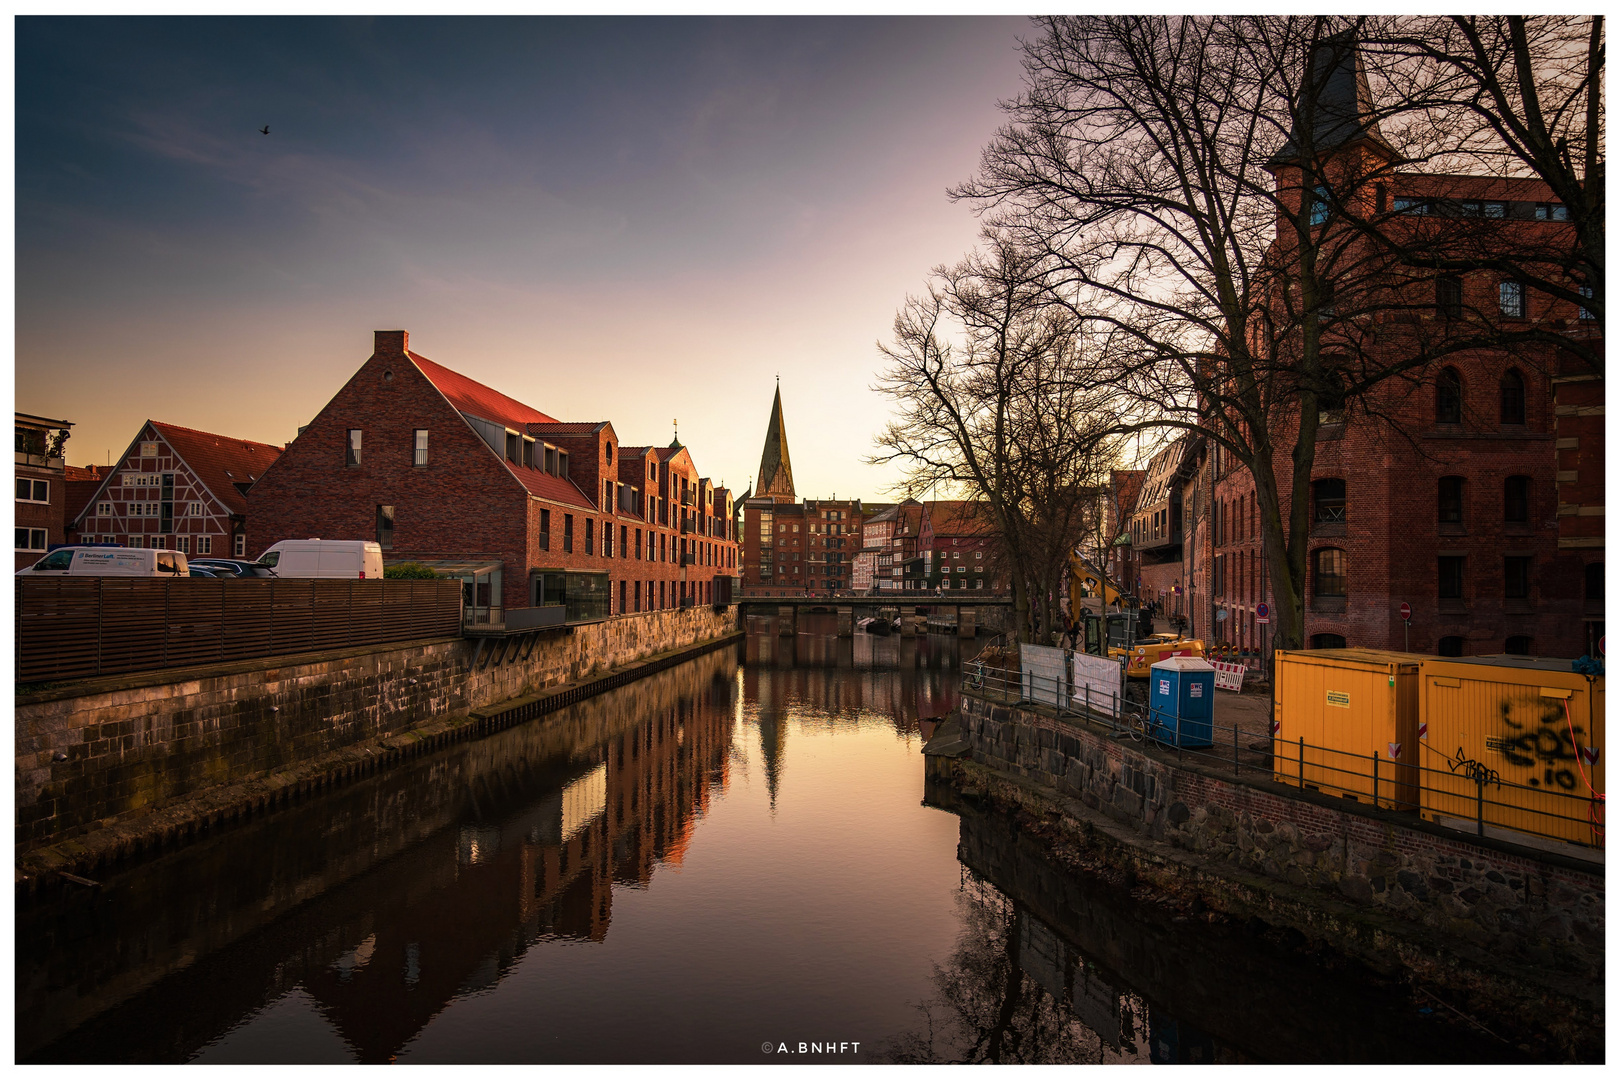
16, 578, 464, 683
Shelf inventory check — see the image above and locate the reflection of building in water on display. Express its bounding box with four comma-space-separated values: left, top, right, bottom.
298, 686, 733, 1062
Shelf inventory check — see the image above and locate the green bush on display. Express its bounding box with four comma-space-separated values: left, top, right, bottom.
384, 562, 440, 580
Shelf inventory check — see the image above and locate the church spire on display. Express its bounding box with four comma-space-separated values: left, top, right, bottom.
755, 383, 795, 503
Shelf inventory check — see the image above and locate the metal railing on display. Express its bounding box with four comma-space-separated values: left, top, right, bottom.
960, 665, 1603, 852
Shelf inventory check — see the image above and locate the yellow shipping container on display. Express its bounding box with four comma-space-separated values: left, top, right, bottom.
1419, 657, 1605, 848
1273, 649, 1423, 810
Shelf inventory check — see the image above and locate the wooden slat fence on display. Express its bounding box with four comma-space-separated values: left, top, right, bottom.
16, 578, 464, 683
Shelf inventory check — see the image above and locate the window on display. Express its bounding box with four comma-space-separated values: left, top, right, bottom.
347, 429, 362, 466
1312, 478, 1346, 525
377, 505, 395, 550
621, 525, 628, 559
178, 536, 189, 554
1534, 202, 1569, 221
523, 438, 534, 469
187, 501, 204, 517
140, 442, 158, 458
539, 508, 551, 550
14, 527, 47, 551
1438, 555, 1465, 599
1499, 280, 1525, 318
233, 534, 244, 557
1503, 476, 1531, 524
1579, 284, 1596, 320
16, 478, 50, 502
1435, 368, 1463, 424
1504, 635, 1533, 656
545, 445, 558, 475
603, 522, 613, 558
1393, 197, 1430, 215
1503, 556, 1532, 599
1438, 636, 1466, 657
96, 502, 112, 517
1498, 369, 1527, 426
1436, 275, 1463, 319
975, 551, 982, 560
414, 429, 429, 466
1310, 185, 1331, 226
636, 528, 643, 559
564, 514, 574, 553
1310, 633, 1347, 649
585, 518, 594, 556
201, 536, 213, 555
1438, 476, 1465, 525
1586, 562, 1603, 602
1312, 548, 1348, 598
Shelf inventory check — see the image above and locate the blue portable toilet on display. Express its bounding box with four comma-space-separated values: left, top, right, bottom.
1147, 656, 1216, 748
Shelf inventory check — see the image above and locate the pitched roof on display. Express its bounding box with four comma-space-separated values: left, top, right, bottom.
63, 465, 107, 525
1269, 31, 1393, 166
409, 351, 558, 428
755, 385, 795, 499
925, 500, 994, 538
150, 421, 283, 515
528, 421, 607, 437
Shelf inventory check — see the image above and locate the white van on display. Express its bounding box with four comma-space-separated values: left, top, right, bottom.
17, 546, 190, 577
255, 539, 384, 579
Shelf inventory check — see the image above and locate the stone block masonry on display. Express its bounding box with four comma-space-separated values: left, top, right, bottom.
15, 606, 739, 852
957, 694, 1603, 985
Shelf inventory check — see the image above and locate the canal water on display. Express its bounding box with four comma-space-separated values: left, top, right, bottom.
17, 615, 1527, 1064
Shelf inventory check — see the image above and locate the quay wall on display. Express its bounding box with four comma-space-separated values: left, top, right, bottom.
15, 606, 739, 849
957, 696, 1604, 984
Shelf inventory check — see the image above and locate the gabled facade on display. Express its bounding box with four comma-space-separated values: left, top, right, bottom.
913, 500, 1005, 592
70, 420, 281, 564
247, 330, 738, 621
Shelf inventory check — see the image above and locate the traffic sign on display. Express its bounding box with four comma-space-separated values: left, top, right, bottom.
1255, 602, 1270, 624
1399, 602, 1412, 621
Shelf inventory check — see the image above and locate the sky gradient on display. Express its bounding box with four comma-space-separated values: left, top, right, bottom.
16, 15, 1032, 502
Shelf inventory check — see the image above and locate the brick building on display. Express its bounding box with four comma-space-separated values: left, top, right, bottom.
14, 413, 73, 569
1204, 38, 1601, 660
742, 496, 862, 594
70, 420, 282, 562
246, 330, 738, 620
1129, 436, 1199, 616
1102, 468, 1146, 601
61, 464, 107, 546
909, 500, 1007, 592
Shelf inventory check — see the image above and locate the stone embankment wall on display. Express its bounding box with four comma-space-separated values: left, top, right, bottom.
16, 607, 738, 849
958, 696, 1604, 983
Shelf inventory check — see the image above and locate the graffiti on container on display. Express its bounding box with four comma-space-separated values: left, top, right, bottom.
1484, 699, 1587, 790
1447, 749, 1500, 788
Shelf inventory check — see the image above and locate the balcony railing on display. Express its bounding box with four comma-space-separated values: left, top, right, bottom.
14, 452, 64, 471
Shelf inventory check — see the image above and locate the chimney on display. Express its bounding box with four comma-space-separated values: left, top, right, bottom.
375, 330, 409, 356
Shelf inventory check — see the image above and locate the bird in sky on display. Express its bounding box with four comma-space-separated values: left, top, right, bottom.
259, 125, 270, 135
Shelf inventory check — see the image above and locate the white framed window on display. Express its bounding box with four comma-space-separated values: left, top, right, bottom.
96, 502, 113, 517
15, 478, 49, 503
140, 441, 158, 458
1499, 280, 1526, 318
415, 429, 429, 466
233, 535, 244, 557
14, 527, 47, 551
975, 551, 982, 560
178, 536, 189, 554
187, 501, 204, 517
200, 535, 213, 555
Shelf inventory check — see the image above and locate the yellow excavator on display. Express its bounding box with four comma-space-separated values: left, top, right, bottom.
1068, 556, 1204, 678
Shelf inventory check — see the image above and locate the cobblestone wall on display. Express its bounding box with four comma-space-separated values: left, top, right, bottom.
15, 607, 738, 848
958, 695, 1604, 981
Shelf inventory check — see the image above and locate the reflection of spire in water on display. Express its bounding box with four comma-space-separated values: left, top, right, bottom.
757, 703, 788, 810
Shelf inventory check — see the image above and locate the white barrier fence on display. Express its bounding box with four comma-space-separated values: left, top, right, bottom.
1019, 644, 1128, 719
1212, 660, 1246, 692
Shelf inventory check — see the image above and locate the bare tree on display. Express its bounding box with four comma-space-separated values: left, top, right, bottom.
870, 233, 1123, 644
952, 15, 1586, 652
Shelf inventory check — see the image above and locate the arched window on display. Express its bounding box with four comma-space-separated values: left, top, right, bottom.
1313, 547, 1347, 597
1504, 635, 1533, 656
1499, 368, 1526, 425
1311, 633, 1347, 649
1438, 476, 1466, 525
1438, 636, 1466, 657
1435, 367, 1463, 424
1312, 478, 1346, 526
1503, 476, 1531, 524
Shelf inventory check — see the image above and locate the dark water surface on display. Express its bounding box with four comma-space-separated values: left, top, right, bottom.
17, 616, 1526, 1063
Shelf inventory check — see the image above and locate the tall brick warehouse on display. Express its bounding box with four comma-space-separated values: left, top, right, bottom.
247, 331, 738, 618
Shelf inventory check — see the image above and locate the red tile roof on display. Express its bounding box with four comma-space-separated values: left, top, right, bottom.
925, 500, 995, 538
63, 465, 107, 526
410, 351, 558, 428
150, 421, 283, 515
528, 422, 606, 436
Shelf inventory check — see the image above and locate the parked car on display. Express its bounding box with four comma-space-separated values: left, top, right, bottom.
187, 564, 224, 578
254, 539, 384, 579
188, 558, 266, 578
17, 546, 189, 577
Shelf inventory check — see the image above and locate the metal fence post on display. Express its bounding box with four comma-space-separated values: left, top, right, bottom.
1372, 751, 1378, 807
1233, 723, 1239, 777
1298, 736, 1305, 788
